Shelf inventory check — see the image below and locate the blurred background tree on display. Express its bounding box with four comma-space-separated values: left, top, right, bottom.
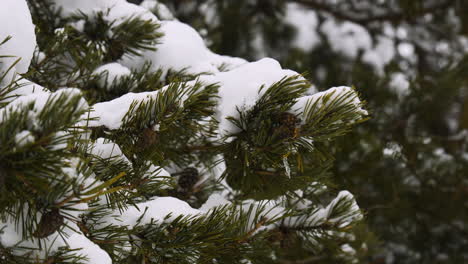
140, 0, 468, 263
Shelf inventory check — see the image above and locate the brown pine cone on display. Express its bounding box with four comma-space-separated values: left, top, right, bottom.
137, 127, 158, 150
276, 112, 301, 139
33, 208, 64, 238
177, 167, 199, 191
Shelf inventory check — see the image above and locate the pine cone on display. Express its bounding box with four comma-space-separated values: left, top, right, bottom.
275, 112, 301, 139
177, 167, 199, 191
138, 127, 158, 150
33, 208, 64, 238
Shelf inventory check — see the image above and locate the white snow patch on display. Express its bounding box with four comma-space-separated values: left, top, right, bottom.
52, 0, 124, 17
90, 137, 126, 160
200, 193, 231, 212
389, 72, 410, 97
321, 20, 372, 59
120, 20, 246, 76
103, 197, 201, 227
15, 130, 35, 147
93, 63, 132, 90
2, 78, 48, 103
285, 3, 320, 51
87, 91, 160, 129
199, 58, 303, 135
1, 87, 87, 131
141, 0, 174, 20
363, 36, 396, 74
67, 233, 112, 264
293, 86, 368, 122
0, 0, 37, 74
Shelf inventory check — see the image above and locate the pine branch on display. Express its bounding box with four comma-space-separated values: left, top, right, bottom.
292, 0, 456, 25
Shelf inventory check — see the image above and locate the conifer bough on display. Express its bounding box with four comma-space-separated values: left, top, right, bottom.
0, 0, 368, 263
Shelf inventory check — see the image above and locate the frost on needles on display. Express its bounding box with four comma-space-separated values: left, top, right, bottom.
1, 0, 368, 263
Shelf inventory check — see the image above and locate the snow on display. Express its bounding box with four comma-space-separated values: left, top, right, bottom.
285, 3, 320, 52
0, 0, 37, 74
52, 0, 124, 17
93, 63, 132, 90
398, 42, 416, 58
389, 72, 410, 97
103, 197, 201, 227
0, 218, 24, 248
326, 191, 362, 227
69, 20, 86, 32
341, 244, 356, 255
282, 190, 362, 229
283, 156, 291, 179
67, 233, 112, 264
0, 1, 370, 262
120, 20, 246, 76
87, 91, 160, 129
293, 86, 368, 122
14, 130, 35, 147
362, 36, 396, 74
199, 58, 303, 135
0, 217, 111, 263
52, 0, 158, 25
90, 137, 126, 159
1, 87, 87, 131
2, 78, 48, 103
199, 193, 231, 212
120, 20, 216, 75
322, 20, 372, 59
140, 0, 174, 20
321, 20, 396, 73
92, 57, 284, 133
9, 88, 85, 114
383, 142, 402, 158
99, 57, 363, 141
105, 1, 158, 24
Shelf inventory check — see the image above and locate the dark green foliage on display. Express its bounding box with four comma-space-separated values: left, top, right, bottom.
0, 1, 374, 263
223, 77, 366, 199
27, 0, 166, 102
126, 205, 278, 264
163, 0, 468, 263
97, 81, 219, 167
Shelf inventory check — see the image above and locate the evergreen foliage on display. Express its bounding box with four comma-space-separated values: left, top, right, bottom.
0, 0, 371, 263
159, 0, 468, 263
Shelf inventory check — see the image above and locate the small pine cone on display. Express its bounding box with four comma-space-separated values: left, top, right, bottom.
33, 208, 64, 238
279, 112, 299, 127
276, 112, 301, 139
138, 127, 158, 149
177, 167, 199, 191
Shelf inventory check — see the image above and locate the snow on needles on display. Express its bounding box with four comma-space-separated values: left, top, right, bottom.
87, 91, 160, 129
0, 0, 36, 74
103, 197, 201, 228
93, 63, 132, 90
293, 86, 368, 124
120, 20, 247, 76
0, 1, 367, 263
199, 58, 303, 135
1, 86, 88, 131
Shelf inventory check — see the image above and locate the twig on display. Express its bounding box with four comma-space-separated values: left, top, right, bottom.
238, 216, 269, 243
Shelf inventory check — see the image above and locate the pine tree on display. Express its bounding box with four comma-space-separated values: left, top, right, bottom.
0, 1, 372, 263
157, 0, 468, 263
